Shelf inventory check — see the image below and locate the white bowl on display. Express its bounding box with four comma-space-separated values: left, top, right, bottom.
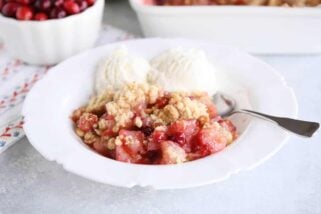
22, 38, 297, 189
0, 0, 104, 65
129, 1, 321, 54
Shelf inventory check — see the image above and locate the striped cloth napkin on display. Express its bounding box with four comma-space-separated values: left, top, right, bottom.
0, 24, 135, 153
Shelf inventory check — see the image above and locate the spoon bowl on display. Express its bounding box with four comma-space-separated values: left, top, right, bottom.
213, 92, 320, 137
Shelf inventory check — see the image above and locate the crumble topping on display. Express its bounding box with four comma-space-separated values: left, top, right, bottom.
86, 88, 114, 113
105, 83, 164, 131
153, 92, 209, 125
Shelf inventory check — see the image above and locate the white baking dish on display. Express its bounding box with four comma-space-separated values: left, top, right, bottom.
129, 1, 321, 54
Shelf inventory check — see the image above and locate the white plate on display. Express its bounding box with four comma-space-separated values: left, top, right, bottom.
22, 38, 297, 189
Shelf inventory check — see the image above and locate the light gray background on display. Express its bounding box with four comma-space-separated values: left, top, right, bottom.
1, 1, 321, 213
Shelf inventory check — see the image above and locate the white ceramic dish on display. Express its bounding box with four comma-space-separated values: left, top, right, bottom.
0, 0, 104, 65
129, 0, 321, 54
22, 38, 297, 189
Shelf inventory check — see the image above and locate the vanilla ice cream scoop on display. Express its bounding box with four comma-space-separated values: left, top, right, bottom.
149, 48, 217, 95
95, 46, 150, 93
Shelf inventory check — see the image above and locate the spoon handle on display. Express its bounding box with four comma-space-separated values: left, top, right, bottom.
237, 109, 319, 137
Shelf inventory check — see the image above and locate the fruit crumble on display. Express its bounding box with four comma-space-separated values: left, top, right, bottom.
71, 83, 238, 164
152, 0, 321, 7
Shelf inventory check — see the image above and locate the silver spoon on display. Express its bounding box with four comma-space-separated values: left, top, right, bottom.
213, 92, 320, 137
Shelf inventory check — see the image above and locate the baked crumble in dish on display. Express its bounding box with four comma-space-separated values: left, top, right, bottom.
152, 0, 321, 7
71, 83, 238, 164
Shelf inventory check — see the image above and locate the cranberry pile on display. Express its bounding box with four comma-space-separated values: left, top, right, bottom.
0, 0, 96, 21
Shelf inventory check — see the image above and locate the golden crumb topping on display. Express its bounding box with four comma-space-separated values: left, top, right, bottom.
153, 92, 209, 125
86, 88, 114, 113
84, 83, 214, 130
105, 83, 164, 130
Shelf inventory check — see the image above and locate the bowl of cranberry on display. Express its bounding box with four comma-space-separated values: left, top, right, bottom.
0, 0, 104, 65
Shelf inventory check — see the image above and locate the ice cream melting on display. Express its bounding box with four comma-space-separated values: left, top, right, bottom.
95, 46, 218, 95
95, 46, 151, 93
149, 48, 218, 95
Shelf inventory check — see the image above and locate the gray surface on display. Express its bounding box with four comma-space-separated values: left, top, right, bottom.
104, 0, 142, 36
1, 1, 321, 213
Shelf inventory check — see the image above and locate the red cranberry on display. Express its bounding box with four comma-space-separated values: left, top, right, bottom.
34, 12, 47, 20
0, 0, 4, 10
50, 7, 66, 19
33, 0, 40, 10
141, 126, 154, 137
33, 0, 42, 11
76, 0, 88, 11
53, 0, 64, 7
34, 0, 51, 12
1, 2, 20, 17
41, 0, 52, 11
86, 0, 95, 6
16, 0, 34, 4
16, 5, 33, 20
63, 0, 80, 14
